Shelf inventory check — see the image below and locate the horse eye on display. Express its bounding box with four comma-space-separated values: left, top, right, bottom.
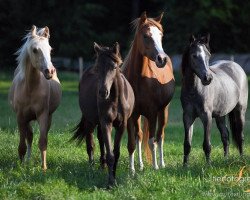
33, 48, 38, 54
192, 54, 198, 59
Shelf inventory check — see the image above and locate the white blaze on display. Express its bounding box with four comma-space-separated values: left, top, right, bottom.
149, 26, 164, 53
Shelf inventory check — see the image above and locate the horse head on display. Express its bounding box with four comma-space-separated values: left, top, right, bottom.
94, 42, 122, 100
189, 34, 213, 85
27, 25, 55, 80
135, 11, 167, 68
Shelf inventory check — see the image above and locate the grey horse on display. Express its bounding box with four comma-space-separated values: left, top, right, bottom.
181, 34, 248, 166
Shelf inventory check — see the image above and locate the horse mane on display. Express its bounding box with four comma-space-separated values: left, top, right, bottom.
122, 17, 163, 71
181, 45, 190, 76
14, 28, 48, 79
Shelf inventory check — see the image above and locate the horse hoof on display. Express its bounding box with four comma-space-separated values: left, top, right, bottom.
130, 169, 136, 177
160, 162, 166, 168
153, 165, 159, 170
183, 162, 188, 168
107, 180, 118, 189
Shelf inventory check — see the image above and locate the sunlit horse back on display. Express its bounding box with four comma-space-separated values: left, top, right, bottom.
122, 12, 175, 172
9, 26, 62, 171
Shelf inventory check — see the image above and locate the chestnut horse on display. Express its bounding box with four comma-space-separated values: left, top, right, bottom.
122, 12, 175, 173
9, 26, 61, 171
72, 42, 134, 187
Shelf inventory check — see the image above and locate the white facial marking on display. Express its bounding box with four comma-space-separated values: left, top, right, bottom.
149, 26, 163, 52
198, 45, 206, 60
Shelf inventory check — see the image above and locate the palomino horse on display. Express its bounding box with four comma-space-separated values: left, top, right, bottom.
9, 26, 61, 171
122, 12, 175, 172
181, 34, 248, 166
72, 42, 134, 187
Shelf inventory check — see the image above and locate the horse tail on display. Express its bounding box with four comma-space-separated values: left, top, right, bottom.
229, 110, 241, 149
70, 116, 86, 145
142, 117, 152, 163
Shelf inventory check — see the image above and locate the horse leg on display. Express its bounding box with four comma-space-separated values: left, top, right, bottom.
97, 124, 106, 168
101, 122, 115, 187
135, 116, 144, 171
201, 113, 212, 165
26, 123, 33, 162
183, 111, 195, 166
156, 107, 168, 168
17, 117, 28, 162
147, 116, 158, 170
127, 115, 137, 175
86, 131, 95, 165
113, 123, 126, 179
215, 117, 229, 158
37, 113, 51, 171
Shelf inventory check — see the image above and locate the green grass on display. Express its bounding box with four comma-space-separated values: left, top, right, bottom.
0, 71, 250, 200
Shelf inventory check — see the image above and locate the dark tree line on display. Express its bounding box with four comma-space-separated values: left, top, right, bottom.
0, 0, 249, 68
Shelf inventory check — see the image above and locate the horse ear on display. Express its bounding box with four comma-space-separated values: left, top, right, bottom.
189, 34, 196, 44
200, 33, 210, 45
43, 26, 50, 39
154, 12, 164, 23
94, 42, 101, 54
31, 25, 37, 38
140, 11, 147, 24
113, 42, 120, 55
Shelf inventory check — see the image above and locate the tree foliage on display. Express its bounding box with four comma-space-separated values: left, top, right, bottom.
0, 0, 249, 68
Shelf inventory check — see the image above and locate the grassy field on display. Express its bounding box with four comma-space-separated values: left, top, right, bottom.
0, 70, 250, 200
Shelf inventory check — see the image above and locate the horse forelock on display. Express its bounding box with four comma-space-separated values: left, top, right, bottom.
14, 31, 51, 79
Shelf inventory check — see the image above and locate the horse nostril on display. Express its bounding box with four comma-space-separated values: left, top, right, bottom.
157, 55, 163, 63
44, 69, 49, 74
99, 89, 109, 99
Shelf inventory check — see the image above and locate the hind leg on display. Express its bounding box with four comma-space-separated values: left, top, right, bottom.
156, 107, 168, 168
83, 120, 96, 165
97, 124, 106, 168
147, 115, 158, 170
215, 117, 229, 158
26, 123, 33, 162
127, 114, 137, 174
136, 116, 144, 171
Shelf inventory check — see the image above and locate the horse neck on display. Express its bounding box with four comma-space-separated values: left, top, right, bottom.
182, 64, 200, 90
122, 39, 147, 81
23, 60, 41, 92
114, 69, 126, 118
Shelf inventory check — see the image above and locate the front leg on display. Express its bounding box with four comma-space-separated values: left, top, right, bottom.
37, 113, 52, 171
201, 113, 212, 165
101, 121, 115, 187
147, 115, 158, 170
183, 111, 195, 166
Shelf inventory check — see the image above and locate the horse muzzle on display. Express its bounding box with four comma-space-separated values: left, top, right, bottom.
155, 53, 167, 68
202, 73, 213, 85
43, 68, 55, 80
